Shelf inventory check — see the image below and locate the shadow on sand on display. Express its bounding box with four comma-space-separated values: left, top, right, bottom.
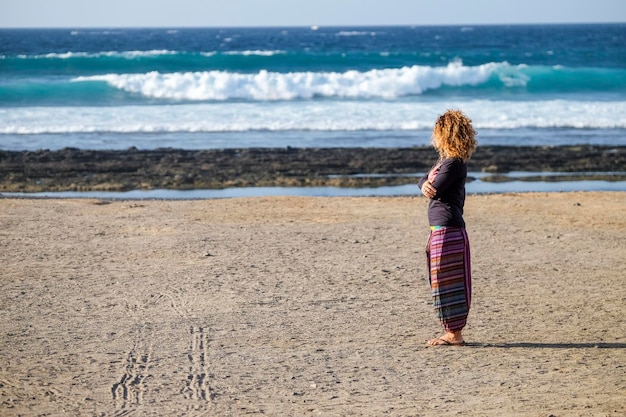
466, 342, 626, 349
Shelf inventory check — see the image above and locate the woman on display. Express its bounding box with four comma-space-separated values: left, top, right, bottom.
418, 109, 477, 346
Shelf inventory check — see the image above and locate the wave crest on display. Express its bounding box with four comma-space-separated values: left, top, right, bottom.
10, 49, 287, 60
74, 62, 507, 101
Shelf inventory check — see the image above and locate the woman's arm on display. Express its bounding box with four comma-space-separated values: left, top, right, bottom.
420, 179, 437, 198
429, 159, 463, 198
418, 174, 436, 198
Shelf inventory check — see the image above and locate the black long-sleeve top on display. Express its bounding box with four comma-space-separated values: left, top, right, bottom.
418, 157, 467, 228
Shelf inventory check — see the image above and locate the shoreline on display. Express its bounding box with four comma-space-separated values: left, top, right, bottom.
3, 180, 626, 200
1, 145, 624, 193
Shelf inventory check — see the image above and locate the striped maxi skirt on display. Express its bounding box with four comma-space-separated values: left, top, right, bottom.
425, 227, 472, 332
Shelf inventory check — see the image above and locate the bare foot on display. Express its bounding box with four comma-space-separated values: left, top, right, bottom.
427, 331, 465, 346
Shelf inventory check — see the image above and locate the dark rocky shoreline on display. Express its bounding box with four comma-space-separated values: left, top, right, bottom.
1, 145, 624, 192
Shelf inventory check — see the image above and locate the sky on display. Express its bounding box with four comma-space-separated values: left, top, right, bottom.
1, 0, 625, 28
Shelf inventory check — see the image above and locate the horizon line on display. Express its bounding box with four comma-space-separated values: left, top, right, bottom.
1, 21, 625, 30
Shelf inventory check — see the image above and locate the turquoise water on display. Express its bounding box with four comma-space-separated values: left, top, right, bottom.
1, 24, 625, 150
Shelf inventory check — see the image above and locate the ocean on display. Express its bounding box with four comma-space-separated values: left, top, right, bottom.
1, 24, 625, 151
1, 24, 625, 196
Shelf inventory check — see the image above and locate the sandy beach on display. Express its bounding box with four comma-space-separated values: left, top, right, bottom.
1, 192, 625, 416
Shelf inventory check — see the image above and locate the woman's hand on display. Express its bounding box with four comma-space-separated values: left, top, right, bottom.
421, 180, 437, 199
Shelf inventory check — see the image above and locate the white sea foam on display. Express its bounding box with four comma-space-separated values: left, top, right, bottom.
2, 100, 625, 137
18, 50, 179, 60
336, 31, 377, 36
15, 49, 286, 60
223, 50, 287, 56
74, 62, 507, 101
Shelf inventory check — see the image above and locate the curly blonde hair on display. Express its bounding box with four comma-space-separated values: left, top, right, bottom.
432, 109, 477, 162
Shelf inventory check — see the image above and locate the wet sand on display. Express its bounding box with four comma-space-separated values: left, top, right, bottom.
1, 192, 625, 416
